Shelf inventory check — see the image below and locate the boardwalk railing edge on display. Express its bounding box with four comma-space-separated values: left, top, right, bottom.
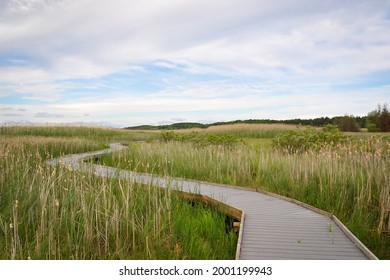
235, 211, 245, 260
332, 216, 378, 260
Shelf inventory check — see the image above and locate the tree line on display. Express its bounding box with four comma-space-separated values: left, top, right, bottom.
124, 103, 390, 132
333, 103, 390, 132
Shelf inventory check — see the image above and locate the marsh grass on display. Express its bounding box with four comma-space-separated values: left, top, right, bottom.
0, 127, 237, 259
168, 123, 299, 139
0, 125, 155, 143
101, 136, 390, 259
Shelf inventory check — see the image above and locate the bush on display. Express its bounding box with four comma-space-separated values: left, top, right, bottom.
160, 131, 239, 148
273, 125, 349, 153
335, 115, 361, 132
160, 131, 176, 142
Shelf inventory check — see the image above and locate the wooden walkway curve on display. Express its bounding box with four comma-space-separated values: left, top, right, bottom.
46, 143, 378, 260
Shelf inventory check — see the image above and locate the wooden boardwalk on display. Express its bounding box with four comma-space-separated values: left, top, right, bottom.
47, 143, 378, 260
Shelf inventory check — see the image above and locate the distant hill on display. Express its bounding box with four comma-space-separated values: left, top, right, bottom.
124, 116, 367, 130
125, 122, 208, 130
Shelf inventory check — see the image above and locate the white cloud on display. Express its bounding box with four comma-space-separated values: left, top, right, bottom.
0, 67, 63, 100
1, 0, 388, 81
34, 111, 64, 118
0, 0, 389, 125
0, 67, 48, 83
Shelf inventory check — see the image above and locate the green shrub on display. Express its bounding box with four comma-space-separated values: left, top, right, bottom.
334, 115, 361, 132
273, 125, 349, 153
159, 131, 239, 148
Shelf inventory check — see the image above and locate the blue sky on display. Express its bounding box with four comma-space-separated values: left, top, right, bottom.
0, 0, 389, 127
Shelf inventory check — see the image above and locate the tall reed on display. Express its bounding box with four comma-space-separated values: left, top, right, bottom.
0, 131, 236, 259
101, 138, 390, 259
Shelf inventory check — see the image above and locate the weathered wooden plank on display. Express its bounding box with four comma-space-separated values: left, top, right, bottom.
171, 190, 243, 221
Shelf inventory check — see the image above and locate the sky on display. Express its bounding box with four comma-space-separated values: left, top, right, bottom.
0, 0, 389, 127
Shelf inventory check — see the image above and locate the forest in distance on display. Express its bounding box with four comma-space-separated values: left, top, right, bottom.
125, 103, 390, 132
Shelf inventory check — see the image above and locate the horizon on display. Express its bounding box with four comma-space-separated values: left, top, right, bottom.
1, 0, 389, 127
0, 114, 369, 129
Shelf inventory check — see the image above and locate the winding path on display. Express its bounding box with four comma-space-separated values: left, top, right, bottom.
47, 143, 378, 260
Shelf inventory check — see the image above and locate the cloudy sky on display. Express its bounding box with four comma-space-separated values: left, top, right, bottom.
0, 0, 389, 127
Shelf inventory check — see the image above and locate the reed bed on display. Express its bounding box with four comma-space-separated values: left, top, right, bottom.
101, 137, 390, 259
172, 123, 299, 139
0, 129, 237, 259
0, 125, 153, 143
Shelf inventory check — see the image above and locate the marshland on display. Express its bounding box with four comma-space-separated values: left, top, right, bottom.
1, 124, 389, 259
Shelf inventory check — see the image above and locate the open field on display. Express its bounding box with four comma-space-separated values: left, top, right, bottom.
0, 126, 237, 259
131, 123, 302, 140
176, 123, 299, 132
100, 125, 390, 259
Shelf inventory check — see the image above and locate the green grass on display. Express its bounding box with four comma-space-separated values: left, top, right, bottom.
100, 131, 390, 259
0, 126, 237, 259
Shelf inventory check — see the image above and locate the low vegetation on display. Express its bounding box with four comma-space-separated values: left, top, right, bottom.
272, 125, 349, 153
160, 131, 239, 148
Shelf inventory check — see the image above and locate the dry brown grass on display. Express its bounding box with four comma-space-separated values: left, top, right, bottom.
203, 123, 298, 132
132, 123, 299, 133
